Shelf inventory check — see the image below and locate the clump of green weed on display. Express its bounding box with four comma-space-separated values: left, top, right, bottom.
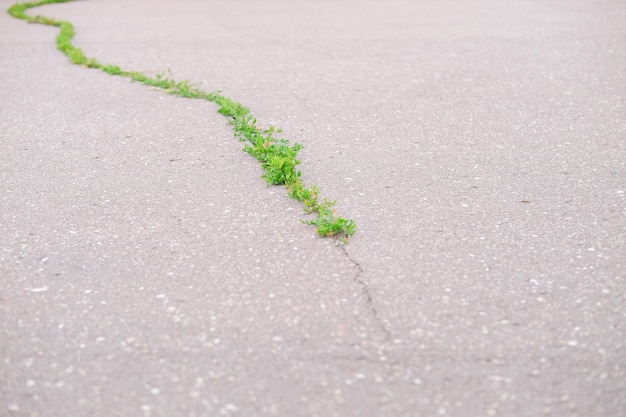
307, 207, 357, 243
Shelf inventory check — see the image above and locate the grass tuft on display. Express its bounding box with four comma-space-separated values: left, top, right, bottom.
8, 0, 357, 243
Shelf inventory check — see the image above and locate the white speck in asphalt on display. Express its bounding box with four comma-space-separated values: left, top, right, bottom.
567, 340, 578, 347
413, 378, 422, 385
334, 389, 346, 405
27, 286, 48, 292
150, 388, 160, 395
26, 379, 36, 387
220, 404, 239, 414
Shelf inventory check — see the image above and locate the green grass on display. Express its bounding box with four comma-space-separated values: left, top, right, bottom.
8, 0, 356, 243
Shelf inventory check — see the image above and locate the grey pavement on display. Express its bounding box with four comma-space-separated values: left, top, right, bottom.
1, 0, 625, 416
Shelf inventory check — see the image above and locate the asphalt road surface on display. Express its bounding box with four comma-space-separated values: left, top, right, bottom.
1, 0, 624, 416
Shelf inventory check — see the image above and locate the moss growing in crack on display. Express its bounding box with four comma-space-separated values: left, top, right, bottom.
8, 0, 357, 242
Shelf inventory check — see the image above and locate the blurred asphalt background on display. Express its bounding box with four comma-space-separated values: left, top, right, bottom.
1, 0, 625, 416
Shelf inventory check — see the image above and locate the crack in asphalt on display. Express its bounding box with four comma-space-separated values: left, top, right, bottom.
8, 0, 356, 243
338, 244, 392, 344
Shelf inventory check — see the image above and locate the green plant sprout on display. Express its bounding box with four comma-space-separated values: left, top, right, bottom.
8, 0, 356, 242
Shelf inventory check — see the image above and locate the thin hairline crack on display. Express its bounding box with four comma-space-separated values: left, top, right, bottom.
339, 244, 392, 343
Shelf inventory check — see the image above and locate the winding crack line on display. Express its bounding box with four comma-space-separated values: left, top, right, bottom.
338, 244, 392, 344
8, 0, 356, 242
